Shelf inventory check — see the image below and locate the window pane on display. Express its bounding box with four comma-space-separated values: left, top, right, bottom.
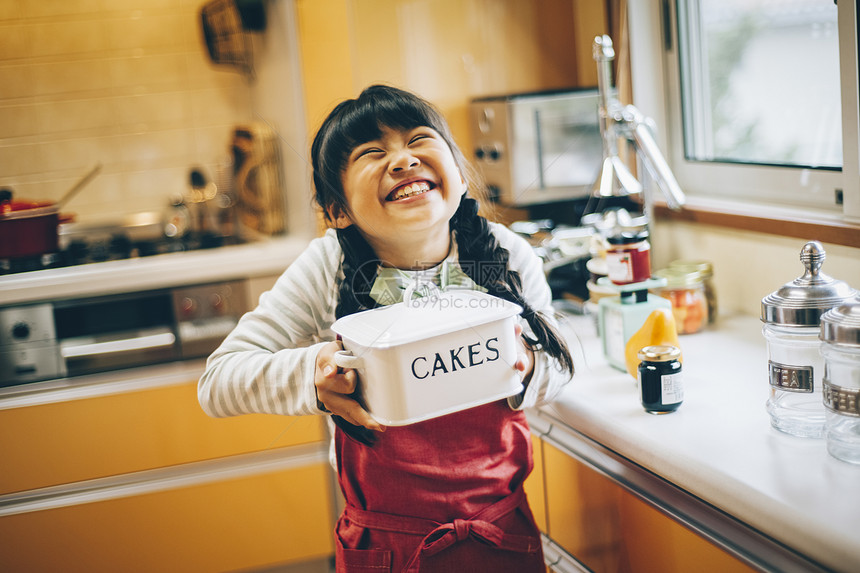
678, 0, 840, 169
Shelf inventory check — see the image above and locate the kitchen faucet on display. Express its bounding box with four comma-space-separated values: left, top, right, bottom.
592, 35, 685, 217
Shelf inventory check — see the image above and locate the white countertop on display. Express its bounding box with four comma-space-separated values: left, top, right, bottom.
543, 312, 859, 572
0, 235, 310, 305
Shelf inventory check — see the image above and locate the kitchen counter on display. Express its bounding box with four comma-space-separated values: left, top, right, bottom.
538, 312, 859, 572
0, 235, 310, 305
6, 238, 858, 570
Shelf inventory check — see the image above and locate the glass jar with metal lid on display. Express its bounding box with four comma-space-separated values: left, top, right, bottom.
761, 241, 857, 438
670, 259, 717, 323
653, 267, 709, 334
820, 301, 860, 463
637, 345, 683, 414
605, 230, 651, 285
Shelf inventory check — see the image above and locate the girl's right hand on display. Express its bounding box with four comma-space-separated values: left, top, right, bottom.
314, 341, 385, 432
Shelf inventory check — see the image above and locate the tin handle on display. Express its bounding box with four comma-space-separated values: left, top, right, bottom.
402, 279, 442, 307
333, 350, 364, 369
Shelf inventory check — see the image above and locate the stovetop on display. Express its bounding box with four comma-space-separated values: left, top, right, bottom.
0, 231, 245, 276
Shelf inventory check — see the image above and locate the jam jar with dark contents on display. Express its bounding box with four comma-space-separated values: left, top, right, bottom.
637, 345, 683, 414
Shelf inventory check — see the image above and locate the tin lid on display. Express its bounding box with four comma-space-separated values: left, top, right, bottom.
332, 289, 522, 348
820, 301, 860, 346
761, 241, 857, 326
638, 345, 681, 362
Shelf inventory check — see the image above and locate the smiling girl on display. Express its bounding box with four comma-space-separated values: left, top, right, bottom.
198, 85, 574, 572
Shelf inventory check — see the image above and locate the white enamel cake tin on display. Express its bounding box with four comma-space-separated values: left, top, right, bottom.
331, 288, 524, 426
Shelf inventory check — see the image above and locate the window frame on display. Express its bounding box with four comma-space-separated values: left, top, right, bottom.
626, 0, 860, 247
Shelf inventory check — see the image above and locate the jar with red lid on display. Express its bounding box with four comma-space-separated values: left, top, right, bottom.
605, 231, 651, 285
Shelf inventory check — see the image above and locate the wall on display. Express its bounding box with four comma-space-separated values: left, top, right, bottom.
296, 0, 608, 157
1, 0, 609, 235
0, 0, 256, 223
249, 1, 314, 237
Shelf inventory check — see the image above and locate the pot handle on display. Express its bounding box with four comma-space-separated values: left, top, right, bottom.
333, 350, 364, 370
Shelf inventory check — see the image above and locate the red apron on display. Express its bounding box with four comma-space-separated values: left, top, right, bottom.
333, 400, 544, 572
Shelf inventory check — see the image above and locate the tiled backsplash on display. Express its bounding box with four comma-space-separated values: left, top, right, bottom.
0, 0, 254, 223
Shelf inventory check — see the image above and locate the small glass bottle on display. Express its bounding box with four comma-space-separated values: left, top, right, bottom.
761, 241, 857, 438
820, 301, 860, 463
653, 268, 709, 334
606, 231, 651, 285
638, 345, 683, 414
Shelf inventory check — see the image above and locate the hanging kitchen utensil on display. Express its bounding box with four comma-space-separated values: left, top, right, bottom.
200, 0, 267, 79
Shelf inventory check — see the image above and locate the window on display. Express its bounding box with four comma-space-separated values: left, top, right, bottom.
678, 0, 840, 169
628, 0, 859, 223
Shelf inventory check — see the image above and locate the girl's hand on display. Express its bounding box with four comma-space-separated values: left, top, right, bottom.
514, 324, 535, 384
315, 341, 385, 432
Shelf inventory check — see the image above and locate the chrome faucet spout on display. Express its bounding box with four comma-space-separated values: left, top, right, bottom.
591, 35, 685, 212
624, 105, 685, 210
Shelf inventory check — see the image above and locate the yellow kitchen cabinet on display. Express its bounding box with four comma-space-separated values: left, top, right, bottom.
0, 379, 324, 495
1, 367, 336, 572
541, 441, 756, 573
0, 462, 334, 573
524, 432, 548, 533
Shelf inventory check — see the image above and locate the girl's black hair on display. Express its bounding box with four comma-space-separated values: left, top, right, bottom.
311, 85, 574, 443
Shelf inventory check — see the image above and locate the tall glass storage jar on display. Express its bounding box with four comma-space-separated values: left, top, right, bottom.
820, 302, 860, 463
761, 241, 857, 438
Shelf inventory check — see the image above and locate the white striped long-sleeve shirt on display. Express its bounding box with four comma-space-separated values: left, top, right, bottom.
197, 223, 572, 418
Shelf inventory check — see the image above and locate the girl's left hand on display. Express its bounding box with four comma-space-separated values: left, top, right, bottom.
514, 323, 535, 384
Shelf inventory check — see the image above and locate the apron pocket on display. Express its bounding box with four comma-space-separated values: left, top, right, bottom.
336, 545, 392, 572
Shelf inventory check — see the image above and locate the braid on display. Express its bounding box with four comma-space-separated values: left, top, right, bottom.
335, 226, 380, 319
332, 225, 381, 445
452, 197, 574, 375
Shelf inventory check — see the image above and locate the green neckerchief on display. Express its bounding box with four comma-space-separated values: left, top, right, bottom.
368, 239, 485, 305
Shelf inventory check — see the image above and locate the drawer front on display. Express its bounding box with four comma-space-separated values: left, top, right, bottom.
0, 380, 325, 494
543, 442, 755, 573
0, 463, 334, 573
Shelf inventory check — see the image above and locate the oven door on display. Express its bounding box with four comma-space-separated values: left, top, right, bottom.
54, 291, 179, 376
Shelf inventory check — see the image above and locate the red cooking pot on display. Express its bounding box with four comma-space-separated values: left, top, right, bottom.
0, 198, 65, 259
0, 164, 101, 260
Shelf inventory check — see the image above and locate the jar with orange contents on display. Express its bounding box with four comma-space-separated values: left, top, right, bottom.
652, 268, 709, 334
670, 259, 717, 323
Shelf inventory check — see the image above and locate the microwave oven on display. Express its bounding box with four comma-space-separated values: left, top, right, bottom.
468, 88, 602, 206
